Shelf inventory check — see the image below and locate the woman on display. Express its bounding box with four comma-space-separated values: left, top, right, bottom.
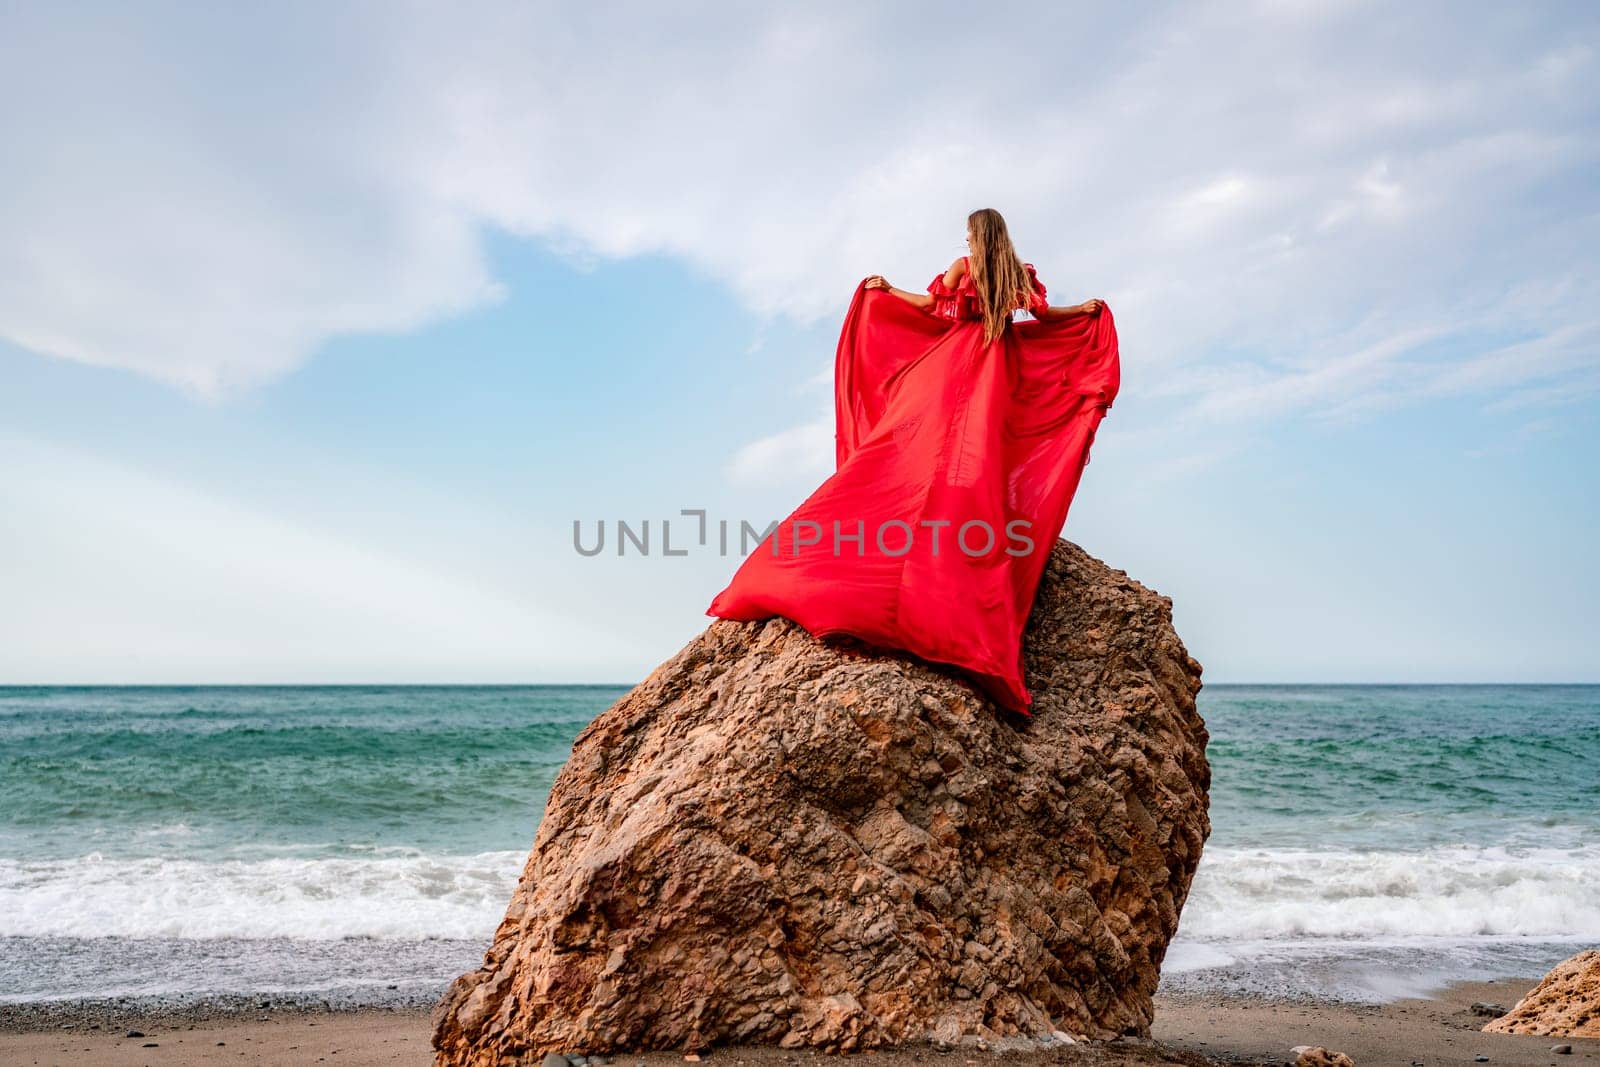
862, 210, 1102, 333
706, 208, 1119, 719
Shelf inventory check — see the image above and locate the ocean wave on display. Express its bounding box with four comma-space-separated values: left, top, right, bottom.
7, 841, 1595, 946
0, 851, 527, 939
1181, 843, 1600, 940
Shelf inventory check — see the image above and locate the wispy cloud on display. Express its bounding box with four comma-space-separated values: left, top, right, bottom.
725, 417, 832, 487
0, 433, 636, 681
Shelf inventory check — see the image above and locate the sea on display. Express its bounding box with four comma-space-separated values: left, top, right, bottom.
0, 684, 1594, 1011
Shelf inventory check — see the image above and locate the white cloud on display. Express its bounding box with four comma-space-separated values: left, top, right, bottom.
1429, 321, 1600, 396
0, 0, 1594, 426
0, 434, 639, 682
725, 418, 832, 488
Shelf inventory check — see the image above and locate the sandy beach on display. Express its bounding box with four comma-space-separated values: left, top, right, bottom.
2, 975, 1591, 1067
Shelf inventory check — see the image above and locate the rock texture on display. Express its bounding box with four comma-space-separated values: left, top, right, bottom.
1292, 1047, 1357, 1067
1483, 949, 1600, 1037
432, 539, 1209, 1064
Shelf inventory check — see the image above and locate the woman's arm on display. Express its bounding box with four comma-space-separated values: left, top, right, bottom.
1034, 298, 1103, 320
862, 275, 933, 308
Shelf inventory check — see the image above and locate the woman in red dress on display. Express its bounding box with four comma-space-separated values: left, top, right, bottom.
707, 208, 1119, 719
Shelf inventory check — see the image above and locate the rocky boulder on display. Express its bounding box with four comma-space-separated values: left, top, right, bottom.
432, 539, 1210, 1065
1483, 948, 1600, 1037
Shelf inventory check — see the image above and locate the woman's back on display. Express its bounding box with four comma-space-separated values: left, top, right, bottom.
928, 255, 1050, 323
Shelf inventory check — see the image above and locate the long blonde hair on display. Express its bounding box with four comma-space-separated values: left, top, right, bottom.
966, 208, 1033, 344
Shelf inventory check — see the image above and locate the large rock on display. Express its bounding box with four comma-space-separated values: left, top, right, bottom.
1483, 948, 1600, 1037
432, 539, 1209, 1064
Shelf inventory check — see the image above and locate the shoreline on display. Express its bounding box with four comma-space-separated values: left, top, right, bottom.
3, 974, 1592, 1066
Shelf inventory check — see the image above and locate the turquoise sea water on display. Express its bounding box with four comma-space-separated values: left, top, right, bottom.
0, 684, 1595, 1006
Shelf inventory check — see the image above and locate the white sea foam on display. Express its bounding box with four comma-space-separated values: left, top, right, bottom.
1179, 843, 1600, 941
1161, 842, 1600, 1001
3, 842, 1596, 948
0, 851, 526, 939
1159, 940, 1237, 973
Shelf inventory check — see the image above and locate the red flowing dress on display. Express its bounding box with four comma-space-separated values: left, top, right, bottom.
706, 257, 1120, 717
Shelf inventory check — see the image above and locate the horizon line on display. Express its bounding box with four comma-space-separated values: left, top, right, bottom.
0, 680, 1597, 689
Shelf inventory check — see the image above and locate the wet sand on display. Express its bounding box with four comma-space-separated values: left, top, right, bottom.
1, 974, 1593, 1066
1151, 977, 1595, 1065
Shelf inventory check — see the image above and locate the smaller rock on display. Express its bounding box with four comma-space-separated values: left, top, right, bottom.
1050, 1029, 1078, 1046
1484, 948, 1600, 1038
983, 1035, 1038, 1054
1552, 1044, 1573, 1054
928, 1016, 961, 1047
142, 1043, 159, 1048
1292, 1047, 1356, 1067
541, 1053, 569, 1067
1470, 1002, 1507, 1017
125, 1029, 144, 1038
1474, 1057, 1488, 1063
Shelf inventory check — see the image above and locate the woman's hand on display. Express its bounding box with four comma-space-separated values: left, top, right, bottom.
869, 276, 935, 310
1079, 298, 1103, 315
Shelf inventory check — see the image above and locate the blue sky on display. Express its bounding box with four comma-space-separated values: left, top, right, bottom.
1, 1, 1596, 683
